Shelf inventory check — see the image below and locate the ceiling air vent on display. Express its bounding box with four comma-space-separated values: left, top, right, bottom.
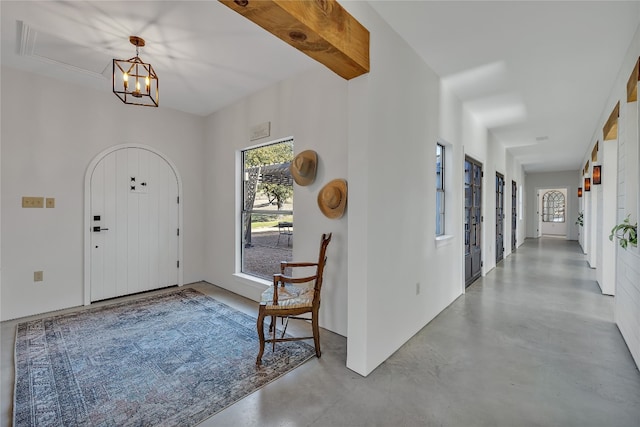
15, 20, 109, 80
16, 21, 36, 57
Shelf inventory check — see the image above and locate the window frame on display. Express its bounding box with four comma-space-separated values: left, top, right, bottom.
436, 143, 445, 236
240, 137, 294, 280
542, 190, 565, 223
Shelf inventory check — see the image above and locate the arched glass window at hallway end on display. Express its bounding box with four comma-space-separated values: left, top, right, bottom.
542, 190, 565, 223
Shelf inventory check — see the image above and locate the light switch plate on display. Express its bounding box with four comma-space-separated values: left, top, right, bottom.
34, 271, 43, 282
22, 197, 44, 208
46, 198, 55, 208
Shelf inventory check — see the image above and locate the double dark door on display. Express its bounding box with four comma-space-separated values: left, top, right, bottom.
465, 157, 482, 287
512, 181, 517, 251
496, 173, 505, 263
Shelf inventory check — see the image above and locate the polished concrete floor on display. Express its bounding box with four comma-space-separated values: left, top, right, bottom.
2, 238, 639, 426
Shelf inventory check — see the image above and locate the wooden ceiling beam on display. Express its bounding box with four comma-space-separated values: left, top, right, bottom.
219, 0, 369, 80
627, 57, 639, 103
603, 101, 620, 141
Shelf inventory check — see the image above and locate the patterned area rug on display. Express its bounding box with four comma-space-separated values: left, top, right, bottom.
14, 288, 315, 426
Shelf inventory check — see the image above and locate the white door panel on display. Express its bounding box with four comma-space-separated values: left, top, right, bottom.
90, 147, 179, 301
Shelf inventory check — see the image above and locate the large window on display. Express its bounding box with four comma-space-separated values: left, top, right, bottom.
241, 138, 294, 280
542, 190, 565, 222
436, 143, 445, 235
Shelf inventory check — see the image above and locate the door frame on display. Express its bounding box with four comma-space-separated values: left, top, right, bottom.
496, 172, 505, 263
83, 143, 183, 305
537, 187, 569, 238
464, 155, 483, 287
511, 180, 517, 251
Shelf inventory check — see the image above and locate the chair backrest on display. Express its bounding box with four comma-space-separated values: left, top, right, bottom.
314, 233, 332, 295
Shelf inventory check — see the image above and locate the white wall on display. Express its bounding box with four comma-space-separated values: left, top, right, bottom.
346, 2, 462, 375
505, 151, 526, 256
525, 171, 580, 241
577, 172, 585, 251
484, 134, 526, 268
613, 30, 640, 368
599, 141, 618, 295
203, 67, 350, 336
1, 67, 206, 320
580, 24, 640, 367
343, 2, 524, 376
484, 133, 504, 272
588, 181, 598, 268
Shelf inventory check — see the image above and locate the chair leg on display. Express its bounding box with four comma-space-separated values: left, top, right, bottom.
271, 315, 277, 351
312, 308, 321, 358
256, 308, 266, 366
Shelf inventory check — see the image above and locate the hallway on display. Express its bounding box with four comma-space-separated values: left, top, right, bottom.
207, 237, 640, 426
2, 238, 639, 426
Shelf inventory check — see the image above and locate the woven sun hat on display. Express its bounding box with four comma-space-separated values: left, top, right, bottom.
290, 150, 317, 186
318, 179, 347, 219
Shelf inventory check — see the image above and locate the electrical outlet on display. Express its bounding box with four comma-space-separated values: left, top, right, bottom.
46, 198, 55, 208
34, 271, 43, 282
22, 197, 44, 208
416, 282, 421, 295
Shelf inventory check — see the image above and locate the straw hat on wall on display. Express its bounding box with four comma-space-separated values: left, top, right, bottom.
290, 150, 317, 186
318, 179, 347, 219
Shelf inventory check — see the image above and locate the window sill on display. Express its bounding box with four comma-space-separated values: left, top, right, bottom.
232, 273, 271, 289
435, 234, 454, 248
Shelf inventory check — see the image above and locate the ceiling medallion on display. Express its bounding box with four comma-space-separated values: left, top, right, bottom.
112, 36, 159, 107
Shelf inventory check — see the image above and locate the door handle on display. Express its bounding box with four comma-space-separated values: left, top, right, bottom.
93, 227, 110, 232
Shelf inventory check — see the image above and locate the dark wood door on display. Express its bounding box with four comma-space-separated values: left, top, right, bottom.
496, 173, 505, 263
511, 180, 517, 251
465, 157, 482, 287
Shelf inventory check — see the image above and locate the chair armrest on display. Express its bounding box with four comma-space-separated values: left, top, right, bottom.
273, 273, 318, 286
280, 262, 318, 268
280, 261, 318, 275
280, 261, 318, 267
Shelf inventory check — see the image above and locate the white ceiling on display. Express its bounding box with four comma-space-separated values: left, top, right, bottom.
369, 1, 640, 173
2, 1, 640, 173
0, 1, 319, 116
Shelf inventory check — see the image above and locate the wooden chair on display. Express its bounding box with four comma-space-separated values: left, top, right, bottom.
256, 233, 332, 365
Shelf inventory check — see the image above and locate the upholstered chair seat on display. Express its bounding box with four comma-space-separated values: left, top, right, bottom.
260, 283, 314, 310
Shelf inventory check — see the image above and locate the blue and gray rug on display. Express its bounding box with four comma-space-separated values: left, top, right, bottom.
13, 288, 315, 426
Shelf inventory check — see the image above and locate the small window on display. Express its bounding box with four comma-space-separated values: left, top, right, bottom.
436, 143, 445, 235
241, 138, 294, 280
542, 190, 565, 223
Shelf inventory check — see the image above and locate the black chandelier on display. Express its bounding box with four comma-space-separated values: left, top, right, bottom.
113, 36, 159, 107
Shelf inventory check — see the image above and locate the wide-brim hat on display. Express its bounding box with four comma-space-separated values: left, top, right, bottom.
290, 150, 317, 186
318, 179, 347, 219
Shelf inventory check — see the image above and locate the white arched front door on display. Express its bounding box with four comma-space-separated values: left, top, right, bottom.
84, 145, 182, 304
